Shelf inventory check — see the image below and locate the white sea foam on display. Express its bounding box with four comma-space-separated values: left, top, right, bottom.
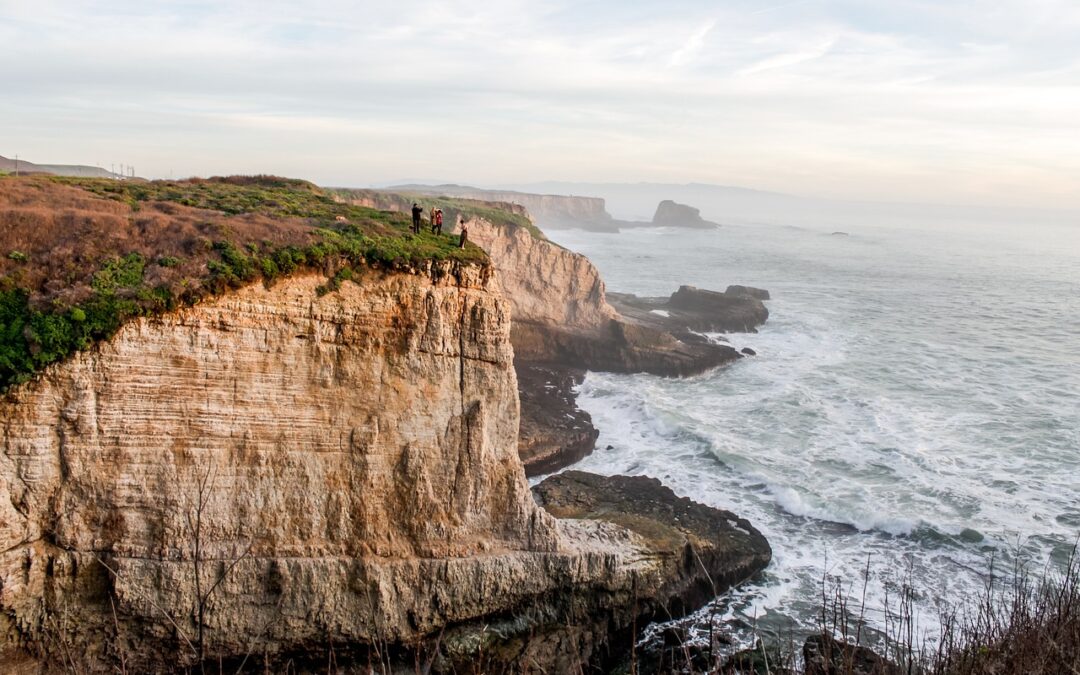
551, 220, 1080, 645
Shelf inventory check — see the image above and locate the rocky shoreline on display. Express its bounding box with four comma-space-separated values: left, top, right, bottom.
515, 283, 771, 476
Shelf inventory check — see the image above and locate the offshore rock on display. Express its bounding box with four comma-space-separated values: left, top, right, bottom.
612, 285, 770, 335
651, 200, 720, 229
725, 284, 771, 301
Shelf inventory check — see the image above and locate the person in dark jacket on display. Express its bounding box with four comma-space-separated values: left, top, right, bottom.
411, 203, 423, 233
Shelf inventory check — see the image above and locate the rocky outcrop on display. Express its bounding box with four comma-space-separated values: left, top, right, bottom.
726, 284, 771, 301
535, 472, 771, 612
651, 200, 719, 229
532, 472, 771, 670
465, 218, 768, 474
610, 285, 770, 334
0, 264, 769, 673
516, 364, 599, 478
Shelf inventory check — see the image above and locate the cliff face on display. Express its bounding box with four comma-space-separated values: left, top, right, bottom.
466, 218, 618, 334
465, 191, 611, 228
0, 262, 769, 673
0, 265, 564, 668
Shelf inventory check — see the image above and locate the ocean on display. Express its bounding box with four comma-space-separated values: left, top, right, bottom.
542, 217, 1080, 648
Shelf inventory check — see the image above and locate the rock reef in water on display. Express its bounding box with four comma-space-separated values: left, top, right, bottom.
651, 199, 720, 229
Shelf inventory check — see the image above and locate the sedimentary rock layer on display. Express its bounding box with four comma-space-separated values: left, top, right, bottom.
0, 265, 557, 669
0, 263, 771, 673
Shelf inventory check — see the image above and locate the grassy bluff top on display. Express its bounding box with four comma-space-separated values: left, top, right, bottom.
0, 174, 492, 391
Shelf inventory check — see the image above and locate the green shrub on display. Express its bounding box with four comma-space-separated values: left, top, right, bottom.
7, 251, 27, 262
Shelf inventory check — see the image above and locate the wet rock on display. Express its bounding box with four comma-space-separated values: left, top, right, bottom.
803, 633, 900, 675
723, 640, 794, 674
741, 347, 757, 356
725, 284, 771, 301
535, 471, 772, 620
611, 285, 769, 336
517, 363, 599, 476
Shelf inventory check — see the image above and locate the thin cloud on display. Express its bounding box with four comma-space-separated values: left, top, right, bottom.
1, 0, 1078, 208
668, 18, 717, 67
738, 36, 837, 75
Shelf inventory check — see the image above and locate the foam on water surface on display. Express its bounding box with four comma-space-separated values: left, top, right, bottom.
547, 219, 1080, 645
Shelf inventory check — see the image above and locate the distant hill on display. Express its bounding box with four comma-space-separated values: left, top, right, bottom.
0, 155, 121, 178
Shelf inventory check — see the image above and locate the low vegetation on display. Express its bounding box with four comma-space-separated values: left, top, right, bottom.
649, 546, 1080, 674
0, 174, 488, 391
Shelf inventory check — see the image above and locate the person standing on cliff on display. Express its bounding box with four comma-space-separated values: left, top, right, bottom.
411, 202, 423, 234
432, 208, 444, 235
458, 216, 468, 248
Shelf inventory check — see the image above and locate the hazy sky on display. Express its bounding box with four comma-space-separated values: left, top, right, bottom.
3, 0, 1080, 208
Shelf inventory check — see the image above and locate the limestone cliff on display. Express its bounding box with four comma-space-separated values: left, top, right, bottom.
0, 263, 770, 673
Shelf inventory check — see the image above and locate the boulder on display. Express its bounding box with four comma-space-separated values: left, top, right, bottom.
741, 347, 757, 356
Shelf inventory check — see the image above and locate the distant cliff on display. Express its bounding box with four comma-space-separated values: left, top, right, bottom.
384, 184, 619, 231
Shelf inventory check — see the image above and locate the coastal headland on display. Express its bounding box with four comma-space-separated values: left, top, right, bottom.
0, 175, 770, 672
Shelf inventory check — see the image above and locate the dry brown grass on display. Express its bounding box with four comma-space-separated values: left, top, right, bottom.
0, 177, 320, 308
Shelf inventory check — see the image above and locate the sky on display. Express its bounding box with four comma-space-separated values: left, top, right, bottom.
3, 0, 1080, 209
